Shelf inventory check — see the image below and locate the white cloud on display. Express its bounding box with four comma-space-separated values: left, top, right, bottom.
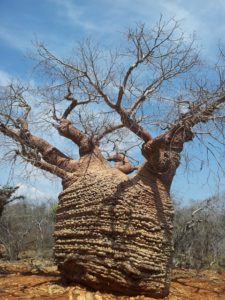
15, 183, 55, 203
0, 70, 11, 86
0, 70, 12, 86
0, 26, 30, 52
1, 0, 225, 59
49, 0, 98, 30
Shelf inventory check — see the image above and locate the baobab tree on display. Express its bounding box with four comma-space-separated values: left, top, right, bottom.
0, 18, 225, 298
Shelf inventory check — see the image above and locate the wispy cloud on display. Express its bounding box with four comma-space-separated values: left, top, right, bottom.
15, 183, 55, 203
48, 0, 98, 30
1, 0, 225, 57
0, 70, 11, 86
0, 26, 30, 52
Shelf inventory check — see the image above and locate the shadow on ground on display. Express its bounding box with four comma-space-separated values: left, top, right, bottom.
0, 260, 225, 299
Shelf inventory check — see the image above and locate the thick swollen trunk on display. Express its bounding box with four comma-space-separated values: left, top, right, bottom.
54, 157, 174, 298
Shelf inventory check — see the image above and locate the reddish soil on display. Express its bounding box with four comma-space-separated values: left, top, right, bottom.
0, 260, 225, 300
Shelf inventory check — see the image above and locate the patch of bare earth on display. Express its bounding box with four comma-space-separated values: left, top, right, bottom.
0, 260, 225, 300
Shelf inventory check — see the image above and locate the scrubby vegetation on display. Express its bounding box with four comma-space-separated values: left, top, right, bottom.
173, 195, 225, 271
0, 186, 225, 274
0, 187, 55, 260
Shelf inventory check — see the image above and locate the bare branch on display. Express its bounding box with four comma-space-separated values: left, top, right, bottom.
34, 40, 153, 142
170, 94, 225, 137
118, 109, 152, 142
9, 84, 31, 120
96, 123, 124, 141
107, 153, 138, 174
62, 83, 93, 119
62, 100, 77, 119
16, 148, 71, 179
0, 119, 78, 174
55, 118, 88, 148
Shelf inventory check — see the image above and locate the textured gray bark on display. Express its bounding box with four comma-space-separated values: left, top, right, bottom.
54, 156, 174, 298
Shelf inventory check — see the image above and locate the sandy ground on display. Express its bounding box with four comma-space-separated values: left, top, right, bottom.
0, 260, 225, 300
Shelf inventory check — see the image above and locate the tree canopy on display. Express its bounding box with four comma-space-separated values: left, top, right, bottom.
0, 18, 225, 187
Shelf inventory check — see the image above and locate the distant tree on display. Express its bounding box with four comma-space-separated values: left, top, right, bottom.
0, 200, 55, 260
173, 196, 225, 270
0, 186, 24, 218
0, 17, 225, 297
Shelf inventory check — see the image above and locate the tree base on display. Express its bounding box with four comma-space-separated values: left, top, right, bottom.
54, 167, 173, 298
58, 258, 170, 298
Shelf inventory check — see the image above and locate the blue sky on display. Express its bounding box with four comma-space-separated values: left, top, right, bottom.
0, 0, 225, 204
